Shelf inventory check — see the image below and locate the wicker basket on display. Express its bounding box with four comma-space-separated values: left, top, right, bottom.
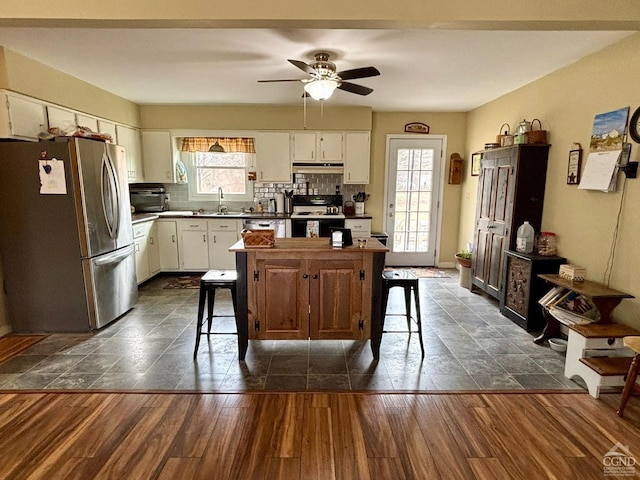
241, 229, 275, 248
527, 119, 547, 144
495, 123, 511, 145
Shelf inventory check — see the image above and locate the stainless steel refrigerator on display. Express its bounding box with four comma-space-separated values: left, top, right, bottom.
0, 137, 137, 332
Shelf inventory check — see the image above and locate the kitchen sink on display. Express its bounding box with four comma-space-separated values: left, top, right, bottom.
192, 211, 245, 216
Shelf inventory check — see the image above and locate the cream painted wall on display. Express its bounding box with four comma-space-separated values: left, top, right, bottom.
370, 112, 467, 265
1, 48, 140, 127
140, 104, 371, 131
0, 49, 8, 89
462, 32, 640, 328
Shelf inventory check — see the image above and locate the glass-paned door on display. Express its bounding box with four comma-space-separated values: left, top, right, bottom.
385, 136, 443, 266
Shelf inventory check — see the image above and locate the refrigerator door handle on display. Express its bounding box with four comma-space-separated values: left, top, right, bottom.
93, 245, 135, 266
100, 147, 121, 239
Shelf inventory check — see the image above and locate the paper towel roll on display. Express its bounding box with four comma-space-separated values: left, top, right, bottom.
275, 192, 285, 213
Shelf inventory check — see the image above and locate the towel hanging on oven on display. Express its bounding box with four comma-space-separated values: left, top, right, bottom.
306, 221, 319, 238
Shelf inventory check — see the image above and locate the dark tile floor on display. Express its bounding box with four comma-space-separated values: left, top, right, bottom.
0, 272, 585, 392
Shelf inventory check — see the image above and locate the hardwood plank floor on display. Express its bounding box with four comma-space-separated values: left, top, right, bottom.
0, 391, 637, 479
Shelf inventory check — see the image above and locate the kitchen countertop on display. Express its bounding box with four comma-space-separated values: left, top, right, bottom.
229, 237, 387, 253
132, 211, 372, 224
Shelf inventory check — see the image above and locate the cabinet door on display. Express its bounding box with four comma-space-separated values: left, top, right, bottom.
75, 113, 98, 132
4, 93, 47, 140
309, 259, 364, 339
134, 237, 150, 284
472, 149, 516, 299
209, 230, 238, 270
319, 133, 343, 161
179, 222, 209, 270
292, 132, 316, 161
254, 259, 310, 339
344, 132, 370, 184
142, 130, 175, 183
117, 124, 144, 183
147, 222, 161, 275
157, 220, 180, 270
133, 222, 151, 283
98, 120, 117, 143
46, 105, 77, 132
255, 132, 291, 182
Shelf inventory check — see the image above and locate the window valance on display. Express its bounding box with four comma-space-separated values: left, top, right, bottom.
179, 137, 255, 153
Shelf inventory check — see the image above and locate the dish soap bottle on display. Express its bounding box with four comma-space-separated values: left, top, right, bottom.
516, 221, 535, 253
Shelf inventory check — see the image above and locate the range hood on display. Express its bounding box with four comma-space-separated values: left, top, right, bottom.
292, 162, 344, 174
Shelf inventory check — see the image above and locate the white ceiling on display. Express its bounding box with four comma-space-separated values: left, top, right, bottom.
0, 28, 633, 111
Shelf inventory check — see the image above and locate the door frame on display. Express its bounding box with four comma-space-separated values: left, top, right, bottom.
383, 134, 447, 267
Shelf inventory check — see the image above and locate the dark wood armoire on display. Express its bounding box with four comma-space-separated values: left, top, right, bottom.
471, 144, 550, 300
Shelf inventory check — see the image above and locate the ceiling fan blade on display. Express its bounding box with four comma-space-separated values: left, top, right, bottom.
257, 79, 304, 83
337, 66, 380, 81
288, 59, 318, 75
337, 82, 374, 96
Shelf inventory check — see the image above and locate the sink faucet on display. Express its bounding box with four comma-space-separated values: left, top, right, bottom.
217, 187, 227, 213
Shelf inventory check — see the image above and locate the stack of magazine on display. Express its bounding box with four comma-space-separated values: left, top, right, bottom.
538, 287, 601, 325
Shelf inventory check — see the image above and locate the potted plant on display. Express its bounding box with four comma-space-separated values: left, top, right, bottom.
455, 249, 472, 269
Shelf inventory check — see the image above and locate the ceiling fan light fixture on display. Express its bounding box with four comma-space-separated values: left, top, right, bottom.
304, 79, 338, 101
208, 140, 225, 153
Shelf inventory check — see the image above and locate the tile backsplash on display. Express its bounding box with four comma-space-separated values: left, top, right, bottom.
163, 173, 367, 211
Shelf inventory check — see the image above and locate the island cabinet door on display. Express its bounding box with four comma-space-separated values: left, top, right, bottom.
309, 259, 365, 340
254, 259, 310, 340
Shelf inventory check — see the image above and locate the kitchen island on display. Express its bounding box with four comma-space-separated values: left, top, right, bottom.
230, 237, 388, 360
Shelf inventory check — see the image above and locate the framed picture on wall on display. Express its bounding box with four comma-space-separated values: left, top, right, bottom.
471, 152, 482, 176
567, 146, 582, 184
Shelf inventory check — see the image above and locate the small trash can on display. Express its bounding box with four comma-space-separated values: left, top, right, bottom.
459, 266, 471, 289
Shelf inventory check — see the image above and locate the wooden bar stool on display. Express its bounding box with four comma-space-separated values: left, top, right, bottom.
617, 336, 640, 417
381, 269, 425, 358
193, 270, 238, 358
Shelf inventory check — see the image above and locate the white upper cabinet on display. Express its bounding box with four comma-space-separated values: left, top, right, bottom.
292, 132, 317, 162
47, 106, 99, 134
141, 130, 175, 183
97, 120, 117, 143
116, 124, 144, 183
0, 91, 47, 141
292, 132, 343, 163
256, 132, 291, 183
319, 133, 343, 162
344, 132, 371, 184
75, 113, 99, 132
46, 105, 76, 132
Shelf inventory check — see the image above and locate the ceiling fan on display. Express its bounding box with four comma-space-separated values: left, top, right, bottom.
258, 52, 380, 101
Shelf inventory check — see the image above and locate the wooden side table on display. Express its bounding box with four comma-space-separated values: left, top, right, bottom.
535, 274, 633, 344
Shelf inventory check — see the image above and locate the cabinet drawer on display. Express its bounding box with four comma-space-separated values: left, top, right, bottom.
209, 219, 240, 231
179, 220, 207, 231
133, 222, 152, 239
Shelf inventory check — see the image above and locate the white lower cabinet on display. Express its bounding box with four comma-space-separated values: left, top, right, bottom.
157, 220, 180, 271
345, 218, 371, 237
178, 220, 209, 271
209, 219, 241, 270
133, 221, 160, 284
148, 222, 161, 276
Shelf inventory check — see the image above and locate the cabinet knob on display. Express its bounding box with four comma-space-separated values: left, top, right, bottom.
303, 274, 308, 279
312, 275, 318, 279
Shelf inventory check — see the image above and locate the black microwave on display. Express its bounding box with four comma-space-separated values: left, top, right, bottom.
129, 184, 168, 212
